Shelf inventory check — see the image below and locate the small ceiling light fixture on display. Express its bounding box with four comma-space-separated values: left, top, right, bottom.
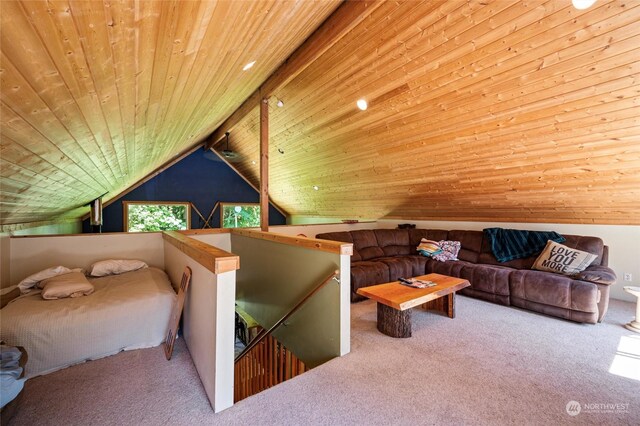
572, 0, 596, 9
242, 61, 256, 71
251, 160, 256, 165
221, 132, 238, 159
356, 98, 368, 111
313, 185, 319, 191
276, 99, 284, 108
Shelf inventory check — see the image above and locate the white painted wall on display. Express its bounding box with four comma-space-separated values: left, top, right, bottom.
9, 232, 164, 287
164, 242, 235, 413
0, 221, 82, 289
189, 233, 232, 252
287, 217, 639, 303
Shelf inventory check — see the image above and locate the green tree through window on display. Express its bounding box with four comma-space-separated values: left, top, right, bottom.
127, 203, 188, 232
222, 204, 260, 228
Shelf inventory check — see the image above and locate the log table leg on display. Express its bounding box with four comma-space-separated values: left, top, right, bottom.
423, 293, 456, 319
377, 303, 412, 338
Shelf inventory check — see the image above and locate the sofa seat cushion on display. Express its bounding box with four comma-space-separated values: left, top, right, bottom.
509, 270, 598, 313
511, 298, 599, 324
460, 264, 512, 297
425, 259, 472, 278
350, 261, 390, 302
478, 251, 537, 270
426, 261, 511, 306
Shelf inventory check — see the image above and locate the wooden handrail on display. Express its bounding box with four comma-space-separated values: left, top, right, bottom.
235, 269, 340, 363
162, 230, 239, 274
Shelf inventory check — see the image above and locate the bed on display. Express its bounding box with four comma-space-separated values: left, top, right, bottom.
0, 267, 176, 378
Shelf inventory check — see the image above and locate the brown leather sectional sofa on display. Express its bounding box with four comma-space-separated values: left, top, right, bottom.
316, 229, 616, 324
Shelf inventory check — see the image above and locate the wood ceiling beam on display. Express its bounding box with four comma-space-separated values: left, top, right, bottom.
260, 96, 269, 232
204, 0, 384, 151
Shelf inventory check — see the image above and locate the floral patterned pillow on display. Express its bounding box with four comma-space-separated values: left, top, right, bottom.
431, 240, 461, 262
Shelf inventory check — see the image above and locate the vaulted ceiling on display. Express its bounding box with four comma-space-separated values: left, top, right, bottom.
215, 0, 640, 225
2, 0, 639, 229
0, 0, 340, 228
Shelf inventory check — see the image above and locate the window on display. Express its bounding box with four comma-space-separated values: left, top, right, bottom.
123, 201, 190, 232
221, 203, 260, 228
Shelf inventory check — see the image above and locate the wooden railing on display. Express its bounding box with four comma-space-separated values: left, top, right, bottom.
234, 270, 339, 402
234, 334, 306, 402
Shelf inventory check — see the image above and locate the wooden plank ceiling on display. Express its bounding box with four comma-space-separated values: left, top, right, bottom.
214, 0, 640, 225
0, 0, 341, 228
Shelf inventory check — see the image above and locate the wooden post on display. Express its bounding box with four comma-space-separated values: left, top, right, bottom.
260, 96, 269, 231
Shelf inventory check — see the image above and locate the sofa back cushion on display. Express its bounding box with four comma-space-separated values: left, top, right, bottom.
374, 229, 411, 256
448, 230, 483, 263
408, 229, 449, 248
351, 230, 385, 260
479, 238, 536, 269
479, 233, 605, 269
316, 231, 361, 261
560, 235, 605, 266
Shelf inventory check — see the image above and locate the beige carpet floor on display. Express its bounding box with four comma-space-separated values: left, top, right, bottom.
8, 297, 640, 425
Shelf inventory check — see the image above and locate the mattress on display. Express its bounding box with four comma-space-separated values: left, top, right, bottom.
0, 267, 176, 378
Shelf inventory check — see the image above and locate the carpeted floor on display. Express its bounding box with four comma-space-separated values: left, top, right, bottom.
8, 297, 640, 425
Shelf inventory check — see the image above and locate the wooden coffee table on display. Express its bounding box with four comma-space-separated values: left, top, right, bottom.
356, 273, 470, 338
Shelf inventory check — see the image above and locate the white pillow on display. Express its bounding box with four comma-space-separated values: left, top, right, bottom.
40, 271, 95, 300
18, 266, 71, 294
89, 259, 148, 277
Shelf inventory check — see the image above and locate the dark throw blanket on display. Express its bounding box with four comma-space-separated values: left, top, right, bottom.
483, 228, 566, 263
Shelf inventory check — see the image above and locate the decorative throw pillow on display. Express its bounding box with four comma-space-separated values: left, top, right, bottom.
417, 239, 442, 257
532, 240, 597, 276
40, 271, 94, 300
432, 240, 461, 262
89, 259, 148, 277
17, 266, 72, 294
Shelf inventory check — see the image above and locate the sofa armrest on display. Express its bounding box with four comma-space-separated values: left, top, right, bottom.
575, 265, 617, 286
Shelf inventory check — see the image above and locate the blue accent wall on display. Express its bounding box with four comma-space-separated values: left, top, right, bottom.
83, 149, 286, 233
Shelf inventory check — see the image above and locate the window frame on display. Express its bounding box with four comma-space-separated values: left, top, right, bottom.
123, 201, 191, 232
219, 202, 261, 229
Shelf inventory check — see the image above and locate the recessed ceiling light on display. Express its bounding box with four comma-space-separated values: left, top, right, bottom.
243, 61, 256, 71
356, 99, 368, 111
313, 185, 319, 191
277, 99, 284, 107
251, 160, 256, 165
572, 0, 596, 9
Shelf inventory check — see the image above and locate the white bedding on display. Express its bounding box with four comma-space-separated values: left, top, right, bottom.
0, 267, 176, 378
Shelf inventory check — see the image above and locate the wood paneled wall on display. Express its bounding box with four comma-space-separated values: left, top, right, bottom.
214, 0, 640, 225
0, 0, 340, 227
